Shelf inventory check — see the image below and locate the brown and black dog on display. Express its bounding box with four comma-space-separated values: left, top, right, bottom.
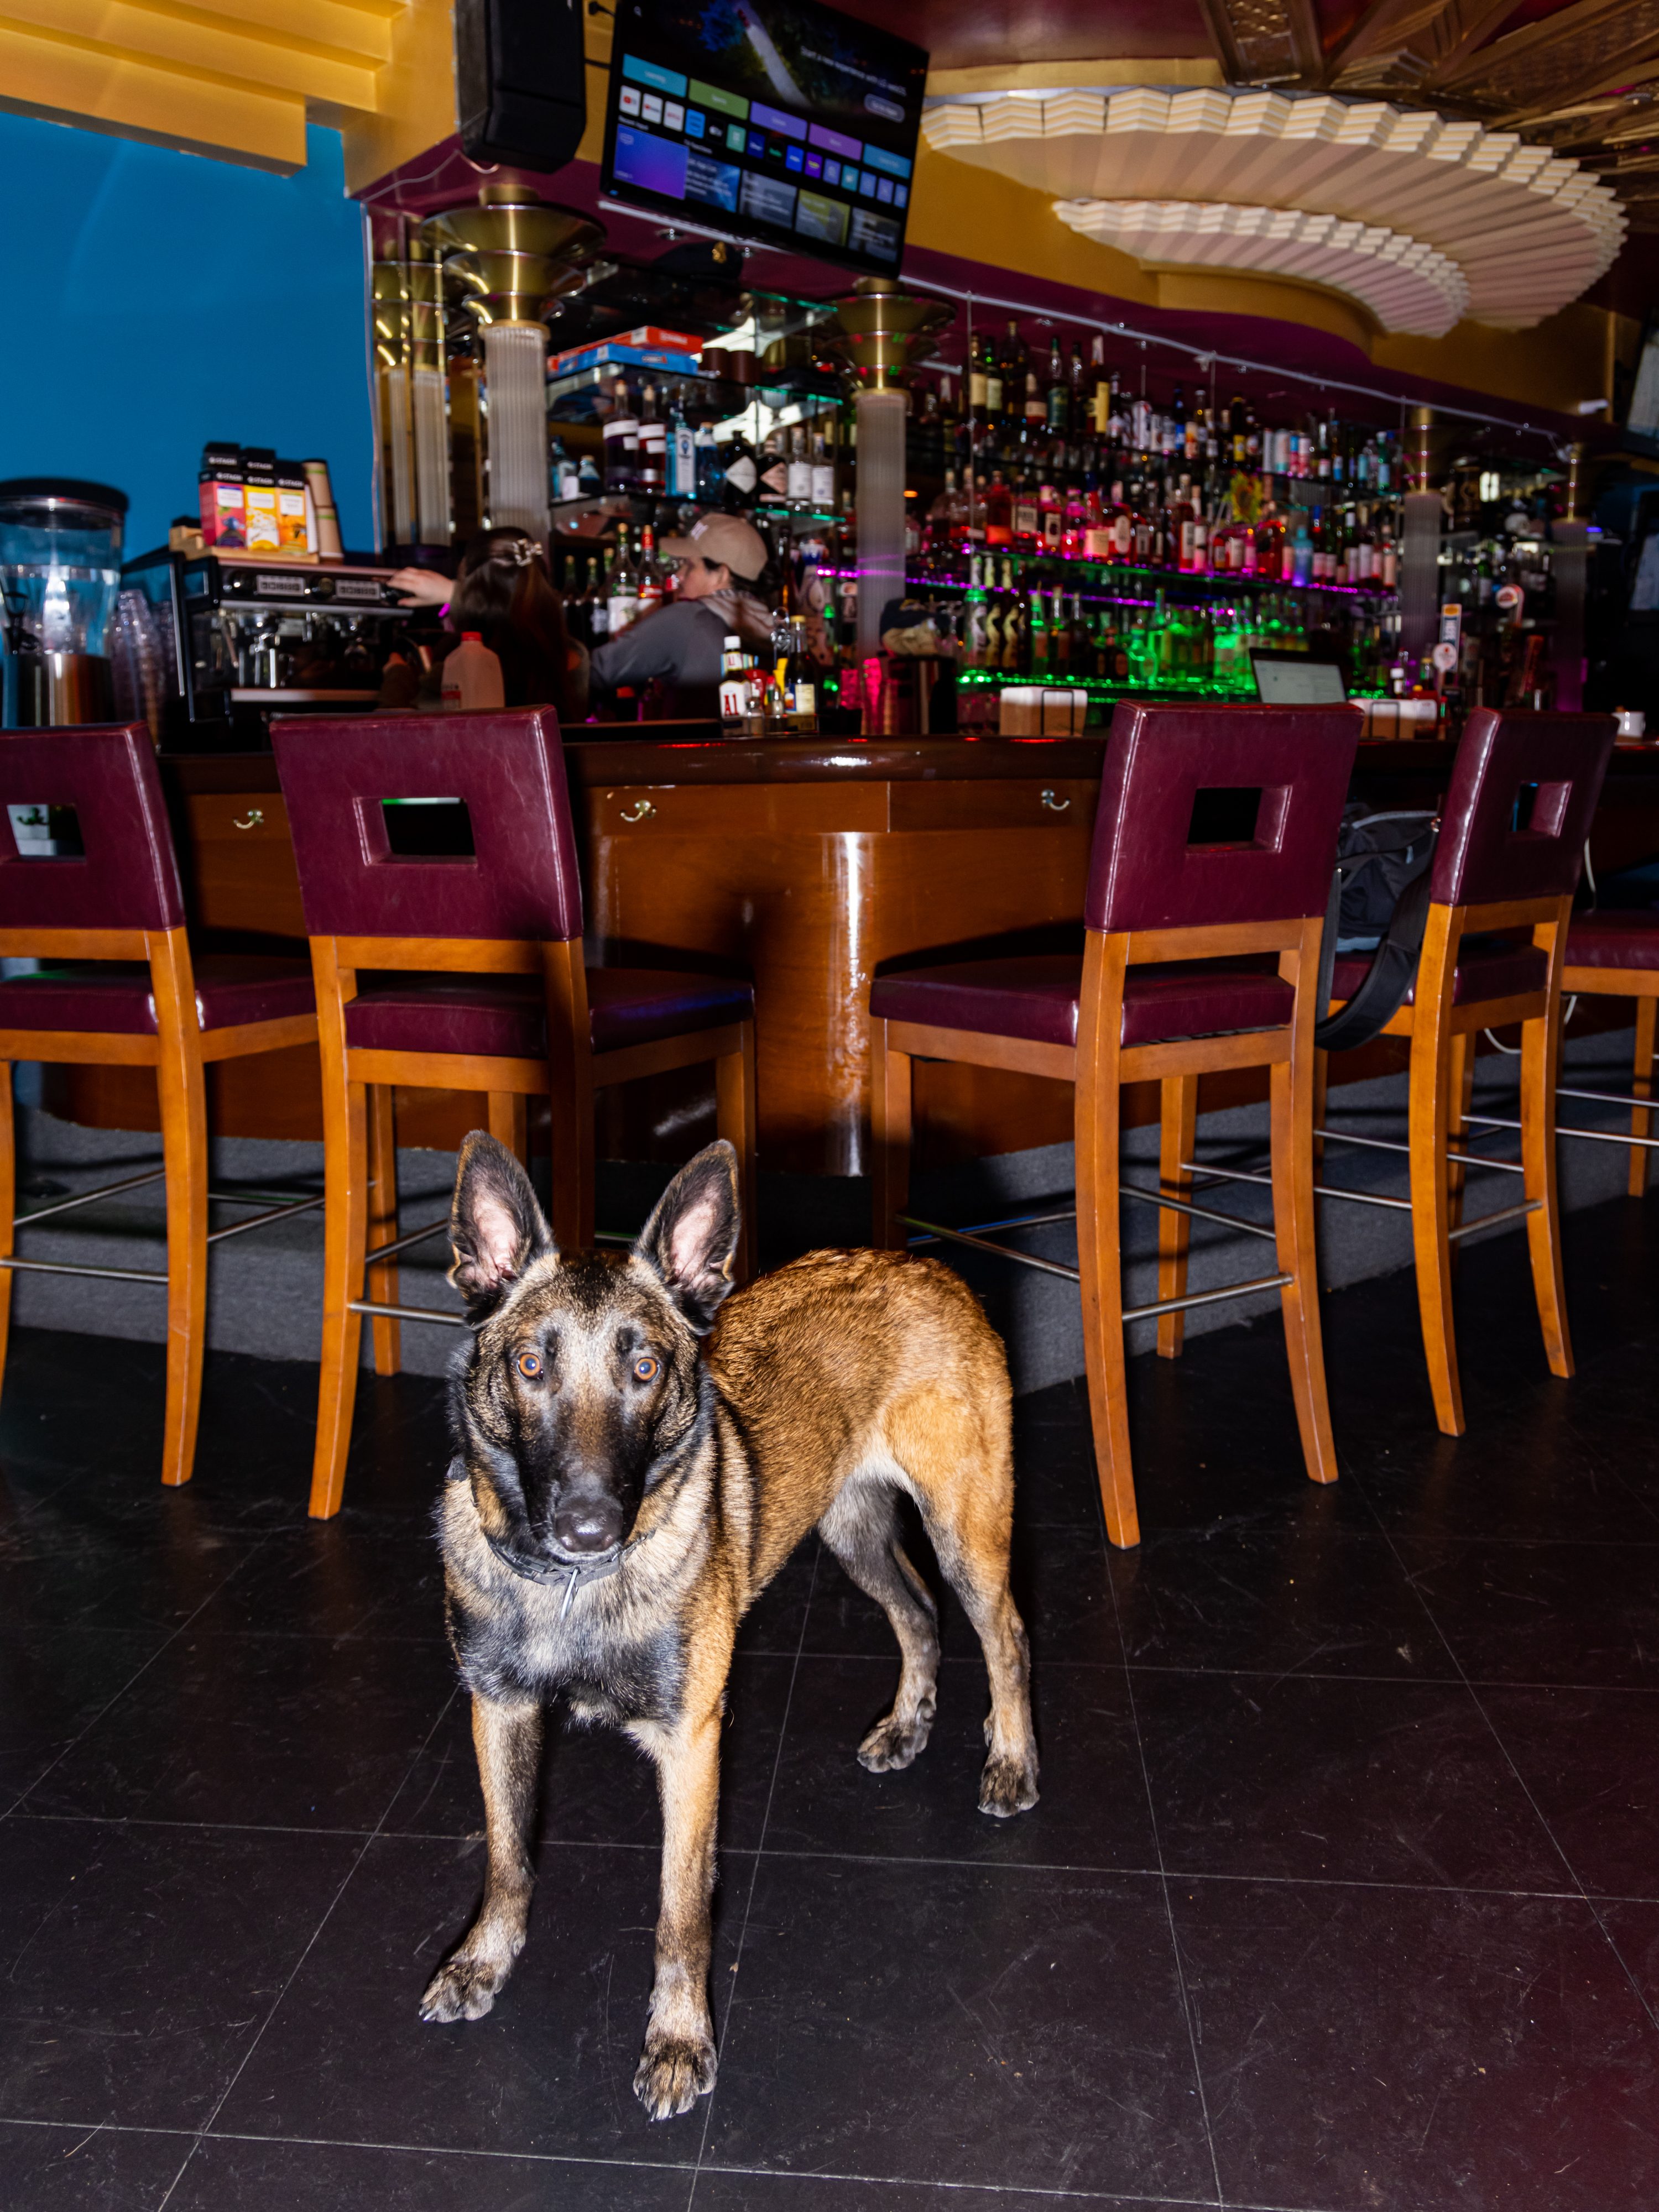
422, 1132, 1038, 2119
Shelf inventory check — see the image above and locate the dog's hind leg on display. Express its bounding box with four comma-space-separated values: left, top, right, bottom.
818, 1479, 941, 1774
421, 1695, 543, 2023
893, 1392, 1040, 1820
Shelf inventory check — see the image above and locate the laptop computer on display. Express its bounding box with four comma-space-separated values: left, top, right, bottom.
1250, 649, 1349, 705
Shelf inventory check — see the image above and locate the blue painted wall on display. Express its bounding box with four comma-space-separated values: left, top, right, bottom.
0, 116, 374, 561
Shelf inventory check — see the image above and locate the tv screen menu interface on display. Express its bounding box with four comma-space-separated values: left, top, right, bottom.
602, 0, 927, 274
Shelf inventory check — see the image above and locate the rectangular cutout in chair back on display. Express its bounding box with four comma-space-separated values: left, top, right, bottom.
6, 804, 86, 859
378, 798, 477, 859
1512, 780, 1572, 840
1186, 785, 1289, 851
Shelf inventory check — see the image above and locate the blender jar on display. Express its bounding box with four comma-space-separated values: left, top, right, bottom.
0, 479, 127, 726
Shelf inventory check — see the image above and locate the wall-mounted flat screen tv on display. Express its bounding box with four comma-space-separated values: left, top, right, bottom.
601, 0, 928, 277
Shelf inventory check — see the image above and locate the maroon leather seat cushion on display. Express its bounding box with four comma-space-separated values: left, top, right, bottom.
1564, 912, 1659, 970
0, 955, 314, 1036
344, 968, 753, 1059
1330, 934, 1547, 1010
869, 954, 1294, 1049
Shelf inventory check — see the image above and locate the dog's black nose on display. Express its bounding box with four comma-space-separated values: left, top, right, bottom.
552, 1498, 622, 1554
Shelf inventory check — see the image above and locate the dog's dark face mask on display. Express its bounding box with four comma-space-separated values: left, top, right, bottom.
446, 1135, 741, 1576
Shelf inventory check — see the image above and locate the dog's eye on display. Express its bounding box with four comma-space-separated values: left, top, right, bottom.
633, 1355, 659, 1383
517, 1351, 542, 1380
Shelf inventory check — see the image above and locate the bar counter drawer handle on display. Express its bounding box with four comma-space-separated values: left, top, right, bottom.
619, 799, 656, 823
232, 808, 265, 830
1039, 789, 1070, 812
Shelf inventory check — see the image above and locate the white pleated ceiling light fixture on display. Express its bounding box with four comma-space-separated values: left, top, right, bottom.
923, 88, 1625, 334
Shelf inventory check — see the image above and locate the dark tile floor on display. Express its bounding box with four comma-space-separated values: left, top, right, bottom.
2, 1189, 1658, 2210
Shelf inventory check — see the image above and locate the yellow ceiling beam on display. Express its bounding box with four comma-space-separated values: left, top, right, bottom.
1, 0, 380, 107
338, 0, 451, 193
200, 0, 398, 55
0, 14, 306, 166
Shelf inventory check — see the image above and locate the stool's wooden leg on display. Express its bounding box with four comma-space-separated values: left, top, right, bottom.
487, 1091, 529, 1163
714, 1022, 758, 1283
367, 1084, 400, 1378
1447, 1028, 1475, 1268
544, 944, 593, 1254
1156, 1073, 1198, 1359
0, 1063, 15, 1401
1631, 996, 1656, 1198
152, 933, 209, 1488
1521, 958, 1573, 1382
1409, 909, 1464, 1436
869, 1019, 912, 1253
1077, 934, 1138, 1549
311, 939, 367, 1520
1275, 919, 1338, 1484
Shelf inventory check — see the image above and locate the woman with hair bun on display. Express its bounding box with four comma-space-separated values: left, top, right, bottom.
381, 530, 587, 717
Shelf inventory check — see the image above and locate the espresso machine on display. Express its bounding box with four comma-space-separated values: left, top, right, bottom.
0, 478, 127, 726
116, 549, 422, 747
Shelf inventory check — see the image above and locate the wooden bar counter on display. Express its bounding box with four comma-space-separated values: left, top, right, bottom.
45, 729, 1659, 1175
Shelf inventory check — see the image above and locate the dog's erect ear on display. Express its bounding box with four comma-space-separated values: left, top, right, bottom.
633, 1140, 741, 1334
449, 1132, 553, 1317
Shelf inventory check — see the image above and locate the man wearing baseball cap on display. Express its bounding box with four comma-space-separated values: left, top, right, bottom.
590, 511, 776, 698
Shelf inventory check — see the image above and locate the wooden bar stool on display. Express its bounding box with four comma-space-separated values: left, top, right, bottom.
1316, 708, 1614, 1436
870, 703, 1360, 1550
1560, 911, 1659, 1195
0, 724, 318, 1486
272, 708, 758, 1521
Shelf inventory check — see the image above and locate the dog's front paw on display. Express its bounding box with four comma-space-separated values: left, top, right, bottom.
634, 2033, 717, 2120
978, 1749, 1039, 1818
420, 1949, 514, 2024
857, 1701, 935, 1773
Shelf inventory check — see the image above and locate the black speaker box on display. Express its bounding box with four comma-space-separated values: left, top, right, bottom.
455, 0, 587, 172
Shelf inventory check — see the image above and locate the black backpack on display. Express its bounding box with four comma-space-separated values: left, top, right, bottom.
1312, 805, 1441, 1053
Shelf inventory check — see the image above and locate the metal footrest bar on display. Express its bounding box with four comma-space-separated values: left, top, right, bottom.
13, 1166, 166, 1228
896, 1211, 1294, 1317
1123, 1272, 1292, 1325
898, 1213, 1081, 1281
1118, 1179, 1280, 1242
205, 1192, 327, 1246
0, 1254, 167, 1285
1557, 1084, 1658, 1109
1183, 1158, 1412, 1213
1466, 1112, 1659, 1154
347, 1297, 465, 1327
1446, 1199, 1541, 1240
1316, 1127, 1525, 1174
364, 1215, 451, 1267
906, 1205, 1079, 1251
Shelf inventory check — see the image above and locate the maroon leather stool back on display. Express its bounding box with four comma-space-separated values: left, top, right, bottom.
1430, 708, 1615, 908
1084, 703, 1361, 934
272, 709, 582, 943
0, 724, 184, 934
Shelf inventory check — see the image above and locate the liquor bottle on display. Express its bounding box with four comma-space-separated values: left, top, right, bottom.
983, 469, 1013, 550
757, 432, 789, 505
1028, 589, 1050, 676
1046, 339, 1070, 435
722, 427, 759, 512
811, 426, 836, 510
606, 525, 639, 637
587, 555, 610, 645
603, 379, 639, 494
983, 334, 1004, 423
719, 634, 750, 732
667, 390, 697, 500
969, 333, 991, 425
1068, 342, 1087, 438
636, 525, 664, 620
786, 425, 812, 505
999, 321, 1027, 424
1088, 334, 1110, 435
550, 436, 581, 506
637, 384, 666, 497
1013, 470, 1040, 554
963, 555, 989, 668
